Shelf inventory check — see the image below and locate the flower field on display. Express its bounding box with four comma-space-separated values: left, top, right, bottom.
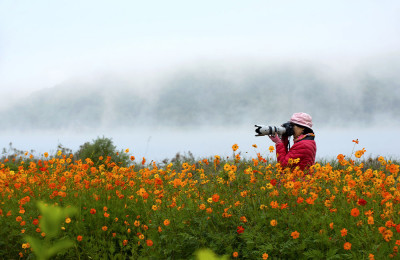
1, 142, 400, 259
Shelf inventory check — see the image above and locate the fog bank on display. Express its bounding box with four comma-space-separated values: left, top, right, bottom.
1, 62, 399, 132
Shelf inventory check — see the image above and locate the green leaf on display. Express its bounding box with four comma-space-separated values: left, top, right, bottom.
25, 235, 46, 260
303, 249, 325, 259
326, 248, 340, 260
195, 248, 229, 260
46, 239, 74, 258
37, 201, 77, 238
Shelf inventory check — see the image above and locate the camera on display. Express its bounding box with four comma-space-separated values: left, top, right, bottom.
254, 122, 294, 137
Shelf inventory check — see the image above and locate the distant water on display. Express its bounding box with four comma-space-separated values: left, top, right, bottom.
0, 126, 399, 162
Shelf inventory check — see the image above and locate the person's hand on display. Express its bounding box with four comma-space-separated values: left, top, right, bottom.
269, 134, 282, 144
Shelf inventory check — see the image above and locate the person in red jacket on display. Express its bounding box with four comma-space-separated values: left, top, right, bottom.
269, 112, 316, 171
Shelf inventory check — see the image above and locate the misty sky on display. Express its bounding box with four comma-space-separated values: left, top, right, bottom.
1, 0, 400, 97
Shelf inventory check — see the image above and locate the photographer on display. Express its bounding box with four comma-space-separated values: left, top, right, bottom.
269, 112, 316, 171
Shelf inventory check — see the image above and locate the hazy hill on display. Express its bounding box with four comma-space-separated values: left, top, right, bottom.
1, 65, 399, 131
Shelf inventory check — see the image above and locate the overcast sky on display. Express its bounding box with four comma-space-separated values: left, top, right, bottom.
1, 0, 400, 96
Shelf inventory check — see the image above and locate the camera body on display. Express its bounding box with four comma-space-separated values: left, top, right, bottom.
254, 122, 294, 137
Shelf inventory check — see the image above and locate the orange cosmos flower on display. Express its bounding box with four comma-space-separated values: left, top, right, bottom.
146, 240, 153, 246
262, 253, 269, 259
350, 208, 360, 217
212, 194, 220, 202
337, 154, 345, 161
237, 226, 244, 234
340, 228, 348, 237
270, 219, 277, 226
21, 243, 30, 249
352, 139, 359, 144
232, 252, 239, 258
389, 164, 399, 174
269, 146, 274, 153
232, 144, 239, 151
354, 148, 366, 158
344, 242, 352, 250
102, 226, 108, 231
306, 197, 315, 205
163, 219, 170, 226
291, 231, 300, 239
270, 201, 279, 208
77, 235, 83, 241
90, 208, 96, 214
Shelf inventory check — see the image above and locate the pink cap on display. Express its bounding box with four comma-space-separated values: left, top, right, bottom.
290, 112, 313, 129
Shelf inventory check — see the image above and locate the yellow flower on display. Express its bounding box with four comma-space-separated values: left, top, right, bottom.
65, 218, 71, 224
224, 164, 231, 171
270, 219, 277, 226
266, 183, 273, 189
269, 146, 274, 153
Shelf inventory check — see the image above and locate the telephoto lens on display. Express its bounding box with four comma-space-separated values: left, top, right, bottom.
254, 125, 286, 136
